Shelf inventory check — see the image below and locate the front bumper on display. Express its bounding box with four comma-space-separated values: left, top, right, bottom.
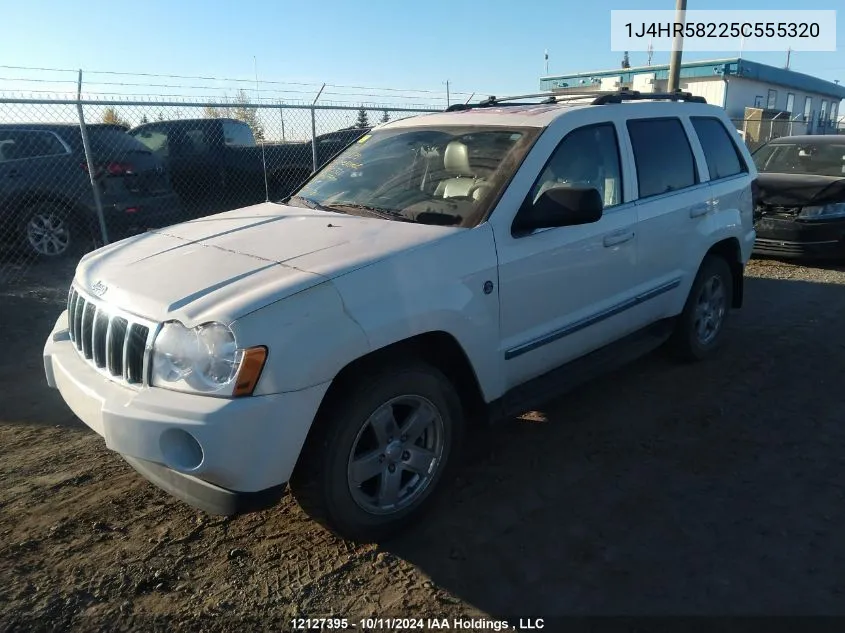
754, 216, 845, 259
43, 310, 329, 515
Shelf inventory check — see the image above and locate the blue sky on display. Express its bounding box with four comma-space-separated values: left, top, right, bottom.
1, 0, 843, 106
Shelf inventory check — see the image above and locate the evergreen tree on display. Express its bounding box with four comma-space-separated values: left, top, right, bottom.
380, 109, 390, 123
355, 107, 370, 128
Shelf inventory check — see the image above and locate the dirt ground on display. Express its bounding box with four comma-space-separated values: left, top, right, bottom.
2, 256, 845, 632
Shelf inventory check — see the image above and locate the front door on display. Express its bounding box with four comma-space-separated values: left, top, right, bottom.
494, 122, 641, 390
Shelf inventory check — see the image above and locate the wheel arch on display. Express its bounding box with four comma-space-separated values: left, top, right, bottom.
704, 237, 744, 308
314, 331, 488, 429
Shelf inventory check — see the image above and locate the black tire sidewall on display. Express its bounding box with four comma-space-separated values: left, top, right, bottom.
313, 364, 463, 541
676, 256, 733, 360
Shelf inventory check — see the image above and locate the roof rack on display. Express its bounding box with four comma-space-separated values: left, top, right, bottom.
591, 89, 707, 105
445, 88, 707, 112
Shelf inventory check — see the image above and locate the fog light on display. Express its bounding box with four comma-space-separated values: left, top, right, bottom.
159, 428, 204, 471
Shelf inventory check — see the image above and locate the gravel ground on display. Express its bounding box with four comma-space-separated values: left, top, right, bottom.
1, 256, 845, 631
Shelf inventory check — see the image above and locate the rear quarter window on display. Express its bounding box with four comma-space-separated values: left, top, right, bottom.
89, 129, 152, 154
627, 118, 698, 199
690, 117, 746, 180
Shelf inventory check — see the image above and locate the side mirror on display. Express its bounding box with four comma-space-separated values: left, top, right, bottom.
513, 186, 604, 234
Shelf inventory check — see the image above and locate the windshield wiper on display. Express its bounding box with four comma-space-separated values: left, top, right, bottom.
284, 195, 340, 213
324, 203, 414, 223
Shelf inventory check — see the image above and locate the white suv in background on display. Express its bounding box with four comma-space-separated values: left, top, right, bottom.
44, 90, 757, 541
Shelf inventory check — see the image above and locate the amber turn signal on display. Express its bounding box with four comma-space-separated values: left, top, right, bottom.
233, 346, 268, 397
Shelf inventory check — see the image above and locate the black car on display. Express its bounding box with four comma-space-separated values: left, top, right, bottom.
752, 135, 845, 260
0, 124, 183, 259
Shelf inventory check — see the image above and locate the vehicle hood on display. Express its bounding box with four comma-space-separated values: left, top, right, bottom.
756, 173, 845, 208
75, 203, 460, 325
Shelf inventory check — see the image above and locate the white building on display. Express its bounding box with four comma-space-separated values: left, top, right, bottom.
541, 58, 844, 137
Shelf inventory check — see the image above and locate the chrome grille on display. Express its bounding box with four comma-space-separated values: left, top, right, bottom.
66, 286, 157, 386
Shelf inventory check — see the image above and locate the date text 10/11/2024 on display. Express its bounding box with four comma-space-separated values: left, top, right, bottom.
290, 617, 546, 630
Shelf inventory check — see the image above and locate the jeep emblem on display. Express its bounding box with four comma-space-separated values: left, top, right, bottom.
91, 281, 108, 297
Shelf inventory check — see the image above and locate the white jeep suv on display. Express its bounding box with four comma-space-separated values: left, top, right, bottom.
43, 91, 757, 541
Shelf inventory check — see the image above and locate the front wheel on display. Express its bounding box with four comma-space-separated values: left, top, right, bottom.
290, 362, 464, 542
669, 254, 733, 362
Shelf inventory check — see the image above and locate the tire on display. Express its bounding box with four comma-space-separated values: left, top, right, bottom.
19, 203, 90, 260
669, 254, 734, 362
290, 361, 464, 542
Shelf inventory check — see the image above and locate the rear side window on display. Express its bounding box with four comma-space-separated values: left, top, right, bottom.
627, 118, 697, 199
0, 130, 68, 162
690, 117, 745, 180
222, 121, 255, 147
88, 129, 151, 154
130, 125, 169, 156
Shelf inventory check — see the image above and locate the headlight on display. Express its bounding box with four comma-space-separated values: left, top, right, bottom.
151, 321, 267, 396
798, 203, 845, 220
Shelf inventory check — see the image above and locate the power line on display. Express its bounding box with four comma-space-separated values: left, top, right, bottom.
0, 64, 479, 96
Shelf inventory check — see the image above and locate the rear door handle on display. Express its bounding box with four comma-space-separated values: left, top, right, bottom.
603, 229, 635, 247
689, 203, 709, 218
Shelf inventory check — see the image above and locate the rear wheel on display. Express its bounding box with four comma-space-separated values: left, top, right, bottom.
20, 203, 92, 259
670, 255, 733, 361
291, 362, 464, 542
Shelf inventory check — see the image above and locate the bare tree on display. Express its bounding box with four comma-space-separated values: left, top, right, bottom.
232, 90, 264, 140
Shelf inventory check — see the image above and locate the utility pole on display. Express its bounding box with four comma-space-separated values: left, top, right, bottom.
445, 80, 450, 107
667, 0, 687, 92
785, 47, 792, 69
544, 49, 549, 75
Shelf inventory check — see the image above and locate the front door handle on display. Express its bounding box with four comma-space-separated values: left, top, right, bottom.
603, 229, 635, 247
689, 203, 709, 218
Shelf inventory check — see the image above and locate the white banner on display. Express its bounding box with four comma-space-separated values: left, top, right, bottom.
610, 10, 837, 52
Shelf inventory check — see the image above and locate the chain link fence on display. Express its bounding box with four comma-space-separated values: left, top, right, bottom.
0, 97, 438, 284
731, 115, 842, 152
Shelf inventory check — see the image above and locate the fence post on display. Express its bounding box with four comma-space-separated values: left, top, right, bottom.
76, 70, 109, 246
310, 84, 325, 173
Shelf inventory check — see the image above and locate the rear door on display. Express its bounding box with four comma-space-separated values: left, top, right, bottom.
688, 115, 754, 257
0, 129, 81, 228
219, 119, 266, 206
625, 115, 710, 322
131, 121, 223, 216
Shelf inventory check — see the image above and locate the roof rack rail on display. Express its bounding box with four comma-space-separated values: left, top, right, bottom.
445, 90, 611, 112
444, 88, 707, 112
591, 89, 707, 105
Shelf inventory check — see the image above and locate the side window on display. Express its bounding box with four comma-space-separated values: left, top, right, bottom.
529, 123, 623, 209
131, 125, 169, 157
627, 118, 697, 198
170, 125, 210, 156
0, 130, 67, 162
690, 117, 746, 180
222, 121, 255, 147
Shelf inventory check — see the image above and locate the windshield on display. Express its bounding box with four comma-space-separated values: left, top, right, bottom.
288, 125, 539, 227
753, 142, 845, 177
